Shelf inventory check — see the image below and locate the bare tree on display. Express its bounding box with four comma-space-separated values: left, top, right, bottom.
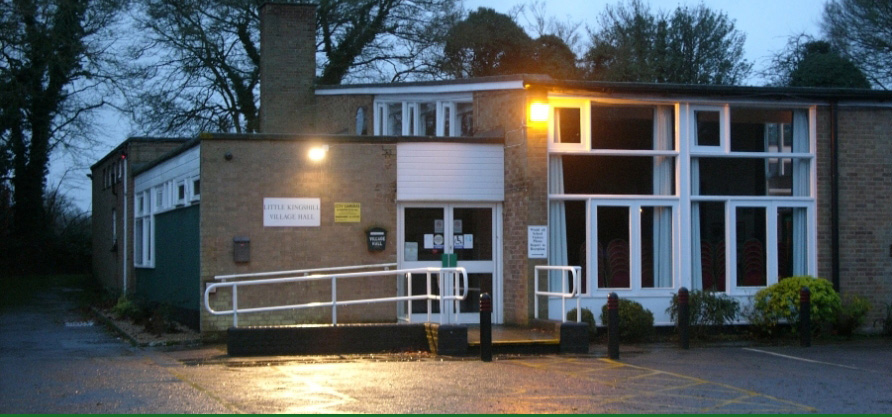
822, 0, 892, 89
0, 0, 126, 271
128, 0, 460, 137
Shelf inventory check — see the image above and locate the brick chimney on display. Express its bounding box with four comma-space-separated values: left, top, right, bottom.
259, 3, 316, 134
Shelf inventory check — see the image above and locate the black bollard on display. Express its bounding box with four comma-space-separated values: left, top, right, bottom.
678, 287, 690, 350
800, 287, 811, 347
607, 292, 620, 360
480, 292, 492, 362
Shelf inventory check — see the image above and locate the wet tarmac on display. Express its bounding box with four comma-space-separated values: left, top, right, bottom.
2, 285, 890, 413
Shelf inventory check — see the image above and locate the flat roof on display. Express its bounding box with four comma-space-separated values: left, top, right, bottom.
317, 74, 892, 103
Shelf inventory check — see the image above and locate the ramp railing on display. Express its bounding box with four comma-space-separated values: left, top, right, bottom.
533, 265, 583, 322
205, 266, 468, 327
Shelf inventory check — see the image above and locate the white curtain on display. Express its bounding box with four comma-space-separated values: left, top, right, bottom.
652, 106, 674, 287
791, 110, 809, 275
690, 159, 702, 291
548, 155, 568, 291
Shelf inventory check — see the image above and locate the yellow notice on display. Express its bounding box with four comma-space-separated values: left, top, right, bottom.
334, 202, 361, 223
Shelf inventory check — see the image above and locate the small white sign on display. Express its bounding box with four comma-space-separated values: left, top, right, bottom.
404, 242, 419, 262
528, 226, 548, 259
264, 198, 320, 227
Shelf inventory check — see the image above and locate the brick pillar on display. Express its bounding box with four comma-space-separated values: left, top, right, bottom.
259, 3, 316, 134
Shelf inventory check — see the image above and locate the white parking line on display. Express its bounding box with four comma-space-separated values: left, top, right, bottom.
742, 348, 861, 370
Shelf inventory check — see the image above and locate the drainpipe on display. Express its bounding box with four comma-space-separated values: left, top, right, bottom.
122, 152, 128, 294
830, 101, 840, 292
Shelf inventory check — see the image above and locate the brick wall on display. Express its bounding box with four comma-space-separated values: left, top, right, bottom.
91, 139, 187, 293
259, 3, 316, 134
817, 106, 892, 328
199, 137, 397, 332
315, 95, 375, 135
475, 88, 549, 325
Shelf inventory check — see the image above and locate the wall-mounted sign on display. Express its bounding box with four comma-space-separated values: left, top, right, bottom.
528, 226, 548, 259
367, 227, 386, 252
263, 198, 320, 227
335, 202, 361, 223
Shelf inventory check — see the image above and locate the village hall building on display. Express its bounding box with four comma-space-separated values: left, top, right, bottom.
92, 3, 892, 336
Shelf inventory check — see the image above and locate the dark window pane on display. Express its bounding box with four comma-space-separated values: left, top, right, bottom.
696, 110, 720, 147
556, 107, 581, 144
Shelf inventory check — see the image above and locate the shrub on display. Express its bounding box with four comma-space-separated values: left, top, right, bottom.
667, 290, 740, 339
567, 308, 596, 340
600, 298, 654, 342
746, 276, 840, 337
834, 294, 871, 337
111, 295, 143, 321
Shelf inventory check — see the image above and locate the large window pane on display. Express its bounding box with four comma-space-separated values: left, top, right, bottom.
597, 206, 629, 288
591, 104, 675, 150
695, 110, 720, 147
387, 103, 402, 135
419, 102, 436, 136
778, 207, 808, 278
736, 207, 766, 287
452, 208, 492, 261
641, 206, 673, 288
403, 208, 444, 261
565, 201, 587, 294
562, 155, 676, 195
697, 202, 726, 291
730, 108, 793, 152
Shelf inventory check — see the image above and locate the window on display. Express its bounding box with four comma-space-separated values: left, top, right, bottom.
548, 98, 815, 296
387, 102, 403, 135
176, 180, 187, 205
691, 106, 814, 291
375, 98, 473, 137
549, 102, 677, 293
154, 186, 164, 210
134, 191, 153, 267
555, 107, 581, 144
191, 177, 200, 201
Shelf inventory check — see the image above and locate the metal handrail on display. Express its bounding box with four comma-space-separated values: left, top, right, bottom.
213, 263, 399, 281
534, 265, 582, 323
205, 266, 468, 327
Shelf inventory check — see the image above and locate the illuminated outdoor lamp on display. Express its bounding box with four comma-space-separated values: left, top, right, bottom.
308, 145, 329, 162
529, 102, 549, 123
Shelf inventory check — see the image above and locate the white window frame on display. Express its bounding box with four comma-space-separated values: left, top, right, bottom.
690, 105, 729, 153
191, 177, 201, 202
548, 98, 817, 298
134, 190, 154, 268
547, 98, 590, 152
587, 199, 680, 294
700, 199, 816, 295
176, 180, 187, 206
374, 95, 473, 137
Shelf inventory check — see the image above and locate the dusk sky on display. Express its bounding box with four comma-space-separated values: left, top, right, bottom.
57, 0, 825, 211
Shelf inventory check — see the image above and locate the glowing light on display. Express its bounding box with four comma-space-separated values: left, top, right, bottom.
308, 145, 329, 162
529, 102, 549, 123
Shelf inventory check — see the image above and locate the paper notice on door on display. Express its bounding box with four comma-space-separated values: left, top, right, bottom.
404, 242, 418, 261
423, 234, 434, 249
464, 234, 473, 249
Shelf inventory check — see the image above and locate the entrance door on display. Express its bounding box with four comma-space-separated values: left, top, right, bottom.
399, 204, 501, 323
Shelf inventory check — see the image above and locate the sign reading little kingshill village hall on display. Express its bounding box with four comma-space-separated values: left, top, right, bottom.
263, 198, 320, 227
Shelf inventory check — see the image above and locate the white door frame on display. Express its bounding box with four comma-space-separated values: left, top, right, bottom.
397, 202, 503, 324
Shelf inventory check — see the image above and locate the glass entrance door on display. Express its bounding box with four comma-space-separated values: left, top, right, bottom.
399, 204, 500, 323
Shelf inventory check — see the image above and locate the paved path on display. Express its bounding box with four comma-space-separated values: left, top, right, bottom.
2, 285, 890, 413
